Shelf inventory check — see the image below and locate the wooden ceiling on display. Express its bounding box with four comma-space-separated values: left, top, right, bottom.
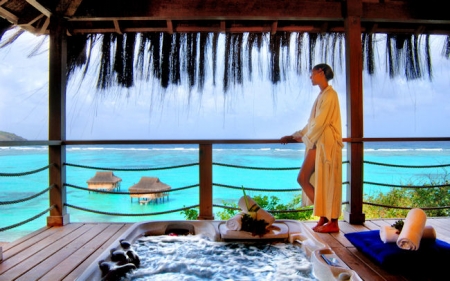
1, 0, 449, 36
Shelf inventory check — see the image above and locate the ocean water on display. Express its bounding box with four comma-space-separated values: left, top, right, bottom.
1, 141, 449, 242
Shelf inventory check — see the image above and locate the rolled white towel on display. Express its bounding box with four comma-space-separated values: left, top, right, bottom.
380, 226, 400, 243
238, 196, 275, 229
397, 208, 427, 250
380, 225, 437, 243
226, 212, 244, 231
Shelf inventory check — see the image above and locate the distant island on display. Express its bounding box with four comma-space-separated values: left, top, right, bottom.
0, 131, 27, 141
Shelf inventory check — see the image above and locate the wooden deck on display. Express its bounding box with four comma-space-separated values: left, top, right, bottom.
1, 218, 449, 281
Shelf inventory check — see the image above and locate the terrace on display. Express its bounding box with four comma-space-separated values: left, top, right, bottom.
1, 0, 450, 280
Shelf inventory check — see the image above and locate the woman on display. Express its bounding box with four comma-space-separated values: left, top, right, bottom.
281, 63, 343, 233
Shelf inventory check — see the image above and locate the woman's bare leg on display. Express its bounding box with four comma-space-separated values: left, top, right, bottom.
298, 148, 323, 230
297, 148, 316, 202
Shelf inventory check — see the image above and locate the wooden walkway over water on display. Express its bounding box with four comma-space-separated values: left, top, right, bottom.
1, 218, 449, 280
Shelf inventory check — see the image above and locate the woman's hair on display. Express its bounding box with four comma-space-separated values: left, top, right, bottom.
313, 63, 334, 81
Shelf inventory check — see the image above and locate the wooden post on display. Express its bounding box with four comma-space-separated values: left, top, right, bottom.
344, 0, 365, 224
47, 16, 69, 226
198, 143, 214, 220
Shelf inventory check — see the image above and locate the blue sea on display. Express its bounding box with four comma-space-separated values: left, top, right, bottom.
1, 142, 449, 242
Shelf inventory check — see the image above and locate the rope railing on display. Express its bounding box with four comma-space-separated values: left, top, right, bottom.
212, 204, 314, 214
64, 183, 198, 194
0, 164, 53, 177
363, 201, 450, 211
0, 185, 55, 205
64, 162, 198, 171
0, 205, 55, 232
364, 181, 449, 189
364, 160, 450, 169
213, 183, 300, 192
64, 203, 199, 216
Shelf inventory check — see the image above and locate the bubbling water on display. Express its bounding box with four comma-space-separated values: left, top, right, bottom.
128, 234, 318, 281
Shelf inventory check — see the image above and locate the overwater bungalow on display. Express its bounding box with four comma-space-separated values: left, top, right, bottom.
86, 171, 122, 192
1, 1, 449, 280
129, 177, 170, 204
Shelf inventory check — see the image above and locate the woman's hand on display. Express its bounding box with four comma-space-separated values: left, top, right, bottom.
280, 135, 294, 144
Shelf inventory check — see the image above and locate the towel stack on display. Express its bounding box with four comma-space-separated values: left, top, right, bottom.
379, 208, 436, 251
225, 196, 275, 231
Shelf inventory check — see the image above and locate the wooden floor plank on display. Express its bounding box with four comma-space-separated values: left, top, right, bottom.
1, 225, 78, 261
16, 224, 111, 281
331, 246, 387, 281
0, 226, 50, 252
61, 223, 133, 281
43, 223, 130, 281
362, 221, 383, 230
0, 223, 84, 275
0, 224, 95, 280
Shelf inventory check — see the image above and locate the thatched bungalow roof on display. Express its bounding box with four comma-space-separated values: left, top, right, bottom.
129, 177, 171, 194
87, 171, 122, 191
87, 171, 122, 184
1, 0, 449, 93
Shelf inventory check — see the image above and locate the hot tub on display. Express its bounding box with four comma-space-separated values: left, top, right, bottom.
76, 220, 362, 281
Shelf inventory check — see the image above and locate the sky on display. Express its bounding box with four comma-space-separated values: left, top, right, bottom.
0, 31, 449, 141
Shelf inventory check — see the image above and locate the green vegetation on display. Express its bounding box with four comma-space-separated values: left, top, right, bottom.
0, 131, 26, 141
363, 177, 450, 218
181, 176, 450, 221
181, 194, 313, 221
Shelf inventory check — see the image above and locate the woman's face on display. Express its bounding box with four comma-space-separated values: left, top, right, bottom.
310, 68, 324, 86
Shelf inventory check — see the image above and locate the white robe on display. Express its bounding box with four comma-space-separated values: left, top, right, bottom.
293, 85, 343, 220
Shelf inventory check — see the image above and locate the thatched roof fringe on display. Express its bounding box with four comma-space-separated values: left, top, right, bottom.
150, 33, 162, 80
171, 33, 182, 85
444, 36, 450, 58
113, 34, 124, 84
281, 32, 291, 80
384, 34, 431, 81
67, 34, 88, 79
198, 32, 209, 91
161, 32, 172, 88
123, 33, 136, 88
424, 35, 432, 80
269, 33, 281, 84
308, 33, 318, 71
234, 33, 244, 85
295, 33, 305, 75
56, 31, 444, 93
330, 33, 344, 73
97, 33, 112, 89
212, 33, 219, 86
135, 33, 146, 80
362, 33, 375, 75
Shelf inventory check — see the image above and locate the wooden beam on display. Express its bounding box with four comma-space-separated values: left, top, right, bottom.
38, 16, 50, 35
0, 6, 18, 24
56, 0, 83, 16
68, 0, 342, 21
48, 16, 69, 227
26, 0, 52, 17
344, 0, 365, 225
166, 20, 173, 34
198, 144, 214, 220
113, 19, 122, 34
271, 21, 277, 35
